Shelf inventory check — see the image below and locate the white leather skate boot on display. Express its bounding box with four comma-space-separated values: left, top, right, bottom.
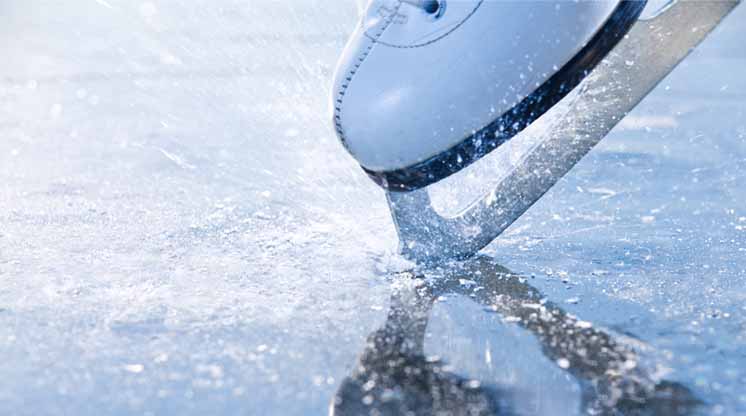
331, 0, 646, 191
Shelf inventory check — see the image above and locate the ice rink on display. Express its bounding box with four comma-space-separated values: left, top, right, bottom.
1, 1, 745, 415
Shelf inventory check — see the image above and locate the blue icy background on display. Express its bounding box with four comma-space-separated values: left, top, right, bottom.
0, 1, 745, 415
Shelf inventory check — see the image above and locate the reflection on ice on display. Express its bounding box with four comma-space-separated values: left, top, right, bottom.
332, 258, 700, 416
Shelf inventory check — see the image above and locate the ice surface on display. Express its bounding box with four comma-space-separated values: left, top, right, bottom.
1, 1, 745, 415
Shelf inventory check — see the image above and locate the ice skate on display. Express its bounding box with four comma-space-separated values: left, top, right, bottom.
331, 0, 741, 263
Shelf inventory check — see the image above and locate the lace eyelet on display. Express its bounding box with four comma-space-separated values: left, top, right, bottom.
424, 0, 446, 18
